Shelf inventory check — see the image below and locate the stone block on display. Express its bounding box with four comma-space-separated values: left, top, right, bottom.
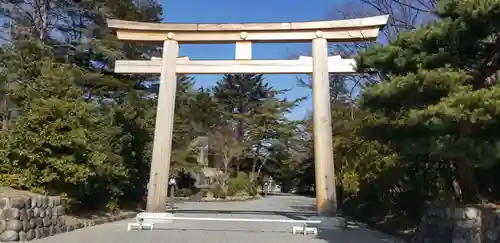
0, 220, 6, 233
41, 197, 49, 209
454, 207, 480, 220
19, 208, 27, 221
51, 216, 58, 226
42, 217, 52, 227
49, 225, 55, 236
57, 216, 65, 226
45, 207, 52, 217
24, 197, 31, 209
26, 229, 35, 241
18, 231, 27, 242
4, 208, 20, 220
6, 219, 23, 231
65, 224, 74, 232
54, 224, 63, 234
26, 208, 33, 219
28, 218, 36, 229
35, 218, 42, 228
33, 207, 42, 217
42, 226, 49, 237
9, 198, 26, 209
54, 205, 65, 216
39, 208, 46, 217
30, 198, 38, 209
22, 219, 30, 231
0, 230, 19, 242
416, 204, 500, 243
0, 198, 7, 210
34, 228, 43, 239
48, 197, 61, 207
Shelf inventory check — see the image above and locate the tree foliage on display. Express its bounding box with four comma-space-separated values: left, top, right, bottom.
0, 0, 164, 210
356, 0, 500, 204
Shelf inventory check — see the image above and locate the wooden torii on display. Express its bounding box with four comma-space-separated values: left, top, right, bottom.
107, 15, 388, 216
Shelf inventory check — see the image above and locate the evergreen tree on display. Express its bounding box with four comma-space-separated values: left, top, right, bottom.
213, 74, 273, 141
0, 45, 127, 207
356, 0, 500, 203
0, 0, 165, 209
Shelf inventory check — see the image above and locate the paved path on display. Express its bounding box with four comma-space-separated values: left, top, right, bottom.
32, 195, 405, 243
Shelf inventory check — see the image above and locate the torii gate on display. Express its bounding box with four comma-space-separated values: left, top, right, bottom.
107, 15, 388, 216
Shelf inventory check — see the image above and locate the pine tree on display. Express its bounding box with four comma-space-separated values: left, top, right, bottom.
356, 0, 500, 203
213, 74, 273, 140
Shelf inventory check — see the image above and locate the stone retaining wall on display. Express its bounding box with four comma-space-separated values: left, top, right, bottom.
415, 204, 500, 243
0, 195, 65, 242
0, 192, 139, 242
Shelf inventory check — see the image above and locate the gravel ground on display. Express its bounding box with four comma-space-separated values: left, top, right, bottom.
31, 195, 405, 243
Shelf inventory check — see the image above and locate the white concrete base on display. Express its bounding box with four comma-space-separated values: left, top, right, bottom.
127, 222, 155, 231
126, 212, 324, 235
308, 216, 348, 229
128, 212, 175, 231
292, 225, 318, 235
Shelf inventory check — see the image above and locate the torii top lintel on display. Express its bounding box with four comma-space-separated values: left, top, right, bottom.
107, 15, 389, 43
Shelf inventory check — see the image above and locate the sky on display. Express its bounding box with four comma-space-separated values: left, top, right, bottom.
160, 0, 358, 120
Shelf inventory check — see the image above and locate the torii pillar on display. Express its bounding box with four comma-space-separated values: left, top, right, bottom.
312, 36, 337, 215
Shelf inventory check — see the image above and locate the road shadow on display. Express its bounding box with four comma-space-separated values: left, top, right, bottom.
315, 227, 405, 243
165, 209, 316, 221
289, 205, 316, 212
289, 202, 407, 243
262, 192, 294, 196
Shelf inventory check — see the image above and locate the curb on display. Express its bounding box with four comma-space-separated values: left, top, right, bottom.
64, 211, 138, 231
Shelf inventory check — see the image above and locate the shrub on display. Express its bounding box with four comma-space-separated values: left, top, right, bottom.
211, 183, 227, 199
174, 188, 194, 197
227, 172, 253, 197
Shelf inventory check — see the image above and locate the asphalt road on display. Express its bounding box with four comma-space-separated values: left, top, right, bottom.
31, 195, 405, 243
